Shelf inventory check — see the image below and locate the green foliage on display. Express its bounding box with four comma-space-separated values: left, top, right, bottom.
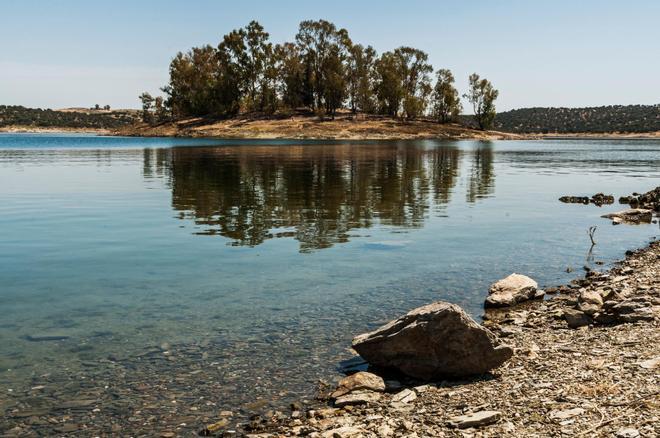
139, 92, 154, 123
495, 105, 660, 133
155, 19, 480, 123
374, 47, 432, 118
432, 69, 462, 123
346, 44, 377, 113
0, 105, 137, 129
464, 73, 499, 130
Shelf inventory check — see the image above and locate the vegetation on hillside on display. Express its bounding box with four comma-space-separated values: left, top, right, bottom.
142, 19, 497, 129
494, 105, 660, 133
0, 105, 137, 129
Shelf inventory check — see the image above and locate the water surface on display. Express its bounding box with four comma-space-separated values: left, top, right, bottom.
0, 134, 658, 430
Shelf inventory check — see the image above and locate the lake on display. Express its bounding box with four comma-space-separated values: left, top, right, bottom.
0, 134, 658, 433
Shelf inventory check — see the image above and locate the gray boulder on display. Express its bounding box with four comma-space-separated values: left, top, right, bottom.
352, 302, 513, 380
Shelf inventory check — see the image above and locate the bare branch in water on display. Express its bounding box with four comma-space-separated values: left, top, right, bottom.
588, 226, 597, 246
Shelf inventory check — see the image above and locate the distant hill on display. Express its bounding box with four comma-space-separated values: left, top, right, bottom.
494, 104, 660, 133
0, 105, 138, 129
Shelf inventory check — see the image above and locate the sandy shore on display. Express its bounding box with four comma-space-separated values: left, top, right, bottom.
238, 240, 660, 437
4, 119, 659, 141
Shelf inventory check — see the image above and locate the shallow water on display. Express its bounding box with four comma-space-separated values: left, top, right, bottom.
0, 135, 658, 424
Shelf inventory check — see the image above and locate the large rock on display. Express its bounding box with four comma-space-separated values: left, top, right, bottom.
601, 208, 652, 224
485, 273, 539, 307
352, 302, 513, 380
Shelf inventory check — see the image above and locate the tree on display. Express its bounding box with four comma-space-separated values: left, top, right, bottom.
139, 92, 154, 124
165, 45, 219, 117
346, 44, 377, 113
243, 21, 273, 112
103, 104, 111, 111
374, 51, 403, 116
374, 47, 432, 118
396, 47, 433, 119
154, 96, 169, 122
431, 69, 462, 123
274, 42, 305, 109
94, 104, 100, 110
295, 20, 350, 116
464, 73, 499, 130
321, 45, 346, 118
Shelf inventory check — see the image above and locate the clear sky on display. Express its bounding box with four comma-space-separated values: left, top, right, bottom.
1, 0, 659, 111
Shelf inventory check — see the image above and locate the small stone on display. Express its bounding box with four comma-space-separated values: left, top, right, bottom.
564, 309, 592, 328
377, 423, 394, 437
549, 407, 585, 420
638, 357, 660, 369
448, 410, 501, 429
616, 427, 640, 438
391, 388, 417, 404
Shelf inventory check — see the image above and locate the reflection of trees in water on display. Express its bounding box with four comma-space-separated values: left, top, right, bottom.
466, 143, 495, 203
142, 143, 482, 251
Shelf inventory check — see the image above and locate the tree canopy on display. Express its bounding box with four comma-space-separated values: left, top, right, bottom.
142, 19, 498, 126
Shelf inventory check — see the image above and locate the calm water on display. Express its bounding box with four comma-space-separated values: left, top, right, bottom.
0, 134, 658, 429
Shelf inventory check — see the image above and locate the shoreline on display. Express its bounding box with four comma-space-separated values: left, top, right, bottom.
2, 122, 660, 141
0, 126, 111, 135
241, 239, 660, 437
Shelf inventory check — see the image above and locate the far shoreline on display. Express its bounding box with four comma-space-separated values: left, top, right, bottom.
2, 121, 659, 141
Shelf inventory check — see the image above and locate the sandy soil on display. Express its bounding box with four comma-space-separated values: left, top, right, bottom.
113, 114, 525, 141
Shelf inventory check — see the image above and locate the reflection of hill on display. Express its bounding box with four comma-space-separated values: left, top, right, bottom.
142, 142, 496, 251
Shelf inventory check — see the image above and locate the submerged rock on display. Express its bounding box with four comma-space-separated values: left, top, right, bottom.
485, 273, 540, 307
352, 302, 513, 380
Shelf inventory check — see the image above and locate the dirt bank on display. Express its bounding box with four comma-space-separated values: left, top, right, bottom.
113, 115, 525, 141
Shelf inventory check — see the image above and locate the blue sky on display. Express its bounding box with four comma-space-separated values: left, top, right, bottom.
1, 0, 659, 110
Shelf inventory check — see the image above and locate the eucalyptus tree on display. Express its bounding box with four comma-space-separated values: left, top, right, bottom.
432, 69, 462, 123
295, 19, 351, 116
164, 45, 218, 117
464, 73, 499, 130
274, 42, 305, 109
346, 44, 377, 113
396, 47, 433, 119
243, 21, 273, 112
374, 47, 432, 118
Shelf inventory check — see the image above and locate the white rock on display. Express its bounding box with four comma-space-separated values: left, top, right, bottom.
485, 273, 539, 307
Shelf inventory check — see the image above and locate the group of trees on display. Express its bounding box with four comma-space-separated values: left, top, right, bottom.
0, 105, 136, 129
141, 19, 499, 129
494, 105, 660, 133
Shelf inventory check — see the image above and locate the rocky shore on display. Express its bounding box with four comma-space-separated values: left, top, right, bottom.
240, 240, 659, 437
